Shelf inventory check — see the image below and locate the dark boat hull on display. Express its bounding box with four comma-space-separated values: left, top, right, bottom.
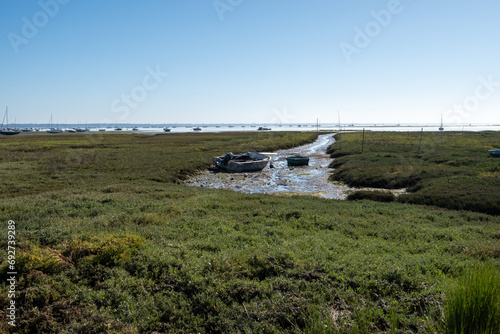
0, 130, 20, 136
489, 149, 500, 157
286, 155, 309, 166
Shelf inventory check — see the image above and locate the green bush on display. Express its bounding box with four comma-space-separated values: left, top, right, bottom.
347, 190, 396, 203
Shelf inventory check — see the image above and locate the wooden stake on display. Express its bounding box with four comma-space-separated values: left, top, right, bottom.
418, 128, 423, 153
338, 110, 341, 151
361, 128, 365, 153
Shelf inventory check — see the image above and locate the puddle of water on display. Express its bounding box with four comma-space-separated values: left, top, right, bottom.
186, 134, 404, 199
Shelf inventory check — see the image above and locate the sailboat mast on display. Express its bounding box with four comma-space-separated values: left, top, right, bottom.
2, 106, 8, 129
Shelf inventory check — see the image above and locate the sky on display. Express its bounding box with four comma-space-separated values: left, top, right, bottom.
1, 0, 500, 125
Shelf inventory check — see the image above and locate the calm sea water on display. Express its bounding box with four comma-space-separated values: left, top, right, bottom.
93, 124, 500, 133
14, 124, 500, 133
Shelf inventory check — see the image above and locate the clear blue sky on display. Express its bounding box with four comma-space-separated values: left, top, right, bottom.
1, 1, 499, 125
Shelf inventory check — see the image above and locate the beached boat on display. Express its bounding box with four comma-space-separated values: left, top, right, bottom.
164, 127, 171, 132
488, 149, 500, 157
1, 107, 20, 136
0, 129, 19, 136
286, 155, 309, 166
214, 152, 270, 173
258, 127, 271, 131
193, 127, 202, 131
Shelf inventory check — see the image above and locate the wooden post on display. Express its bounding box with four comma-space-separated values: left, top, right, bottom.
418, 128, 423, 153
338, 128, 341, 151
361, 128, 365, 153
337, 111, 341, 151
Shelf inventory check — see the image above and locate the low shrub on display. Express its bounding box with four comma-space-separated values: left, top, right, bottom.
347, 190, 396, 203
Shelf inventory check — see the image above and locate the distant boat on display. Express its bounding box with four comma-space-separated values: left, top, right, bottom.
258, 127, 271, 131
286, 155, 310, 166
66, 128, 76, 133
99, 128, 106, 132
193, 127, 202, 131
46, 114, 62, 133
1, 107, 20, 136
163, 127, 171, 132
214, 152, 270, 173
439, 115, 444, 131
488, 149, 500, 157
75, 127, 88, 132
132, 127, 139, 131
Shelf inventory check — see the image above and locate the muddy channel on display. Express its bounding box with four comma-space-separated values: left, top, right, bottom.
186, 134, 404, 199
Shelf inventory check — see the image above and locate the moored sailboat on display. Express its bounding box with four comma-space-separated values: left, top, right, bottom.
46, 114, 63, 133
1, 107, 20, 136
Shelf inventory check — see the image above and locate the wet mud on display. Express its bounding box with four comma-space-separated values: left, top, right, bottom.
186, 134, 403, 199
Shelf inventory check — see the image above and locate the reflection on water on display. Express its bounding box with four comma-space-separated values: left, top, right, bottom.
187, 134, 357, 199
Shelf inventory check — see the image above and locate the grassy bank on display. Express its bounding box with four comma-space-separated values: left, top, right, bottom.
328, 131, 500, 215
0, 131, 318, 198
0, 131, 499, 333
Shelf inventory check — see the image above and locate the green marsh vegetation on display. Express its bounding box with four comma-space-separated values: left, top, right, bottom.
329, 131, 500, 215
0, 131, 499, 333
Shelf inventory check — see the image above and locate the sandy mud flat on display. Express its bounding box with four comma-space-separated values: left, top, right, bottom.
187, 134, 406, 199
187, 134, 360, 199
